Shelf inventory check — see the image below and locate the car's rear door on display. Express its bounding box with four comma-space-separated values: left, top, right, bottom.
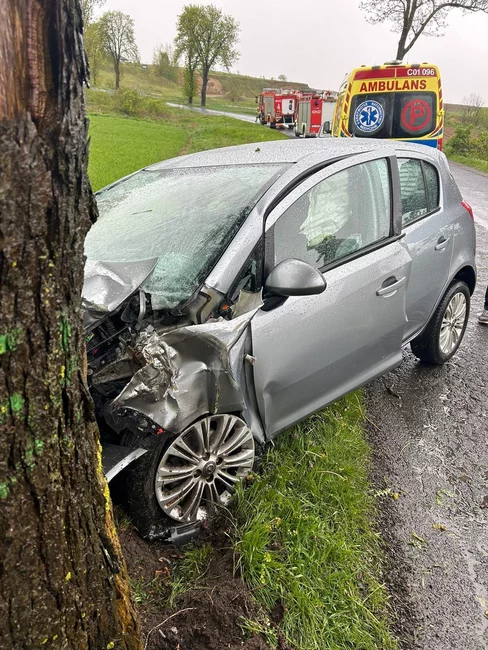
395, 154, 453, 341
251, 151, 412, 438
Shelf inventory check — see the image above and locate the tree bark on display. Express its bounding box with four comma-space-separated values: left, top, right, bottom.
396, 36, 407, 60
0, 1, 142, 649
201, 68, 209, 107
115, 58, 120, 89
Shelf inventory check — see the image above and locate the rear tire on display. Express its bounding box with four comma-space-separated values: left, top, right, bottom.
410, 280, 470, 365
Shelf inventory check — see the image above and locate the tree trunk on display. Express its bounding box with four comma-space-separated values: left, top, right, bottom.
396, 38, 407, 60
201, 67, 209, 107
0, 2, 142, 649
396, 22, 410, 60
115, 57, 120, 89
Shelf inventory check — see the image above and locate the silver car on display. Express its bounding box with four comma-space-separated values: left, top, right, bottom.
84, 139, 476, 540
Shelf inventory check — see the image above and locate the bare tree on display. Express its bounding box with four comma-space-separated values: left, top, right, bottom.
176, 4, 239, 107
360, 0, 488, 60
0, 0, 142, 648
99, 10, 139, 89
460, 93, 485, 125
82, 0, 105, 26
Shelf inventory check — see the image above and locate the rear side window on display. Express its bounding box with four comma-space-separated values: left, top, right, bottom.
273, 158, 391, 270
398, 158, 440, 227
423, 162, 440, 211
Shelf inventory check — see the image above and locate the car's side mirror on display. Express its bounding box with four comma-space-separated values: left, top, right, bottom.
264, 259, 326, 298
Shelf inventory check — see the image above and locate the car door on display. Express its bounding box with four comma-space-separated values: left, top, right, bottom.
396, 155, 453, 341
251, 151, 412, 438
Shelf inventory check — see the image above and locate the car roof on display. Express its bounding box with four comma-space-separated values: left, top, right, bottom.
146, 137, 443, 170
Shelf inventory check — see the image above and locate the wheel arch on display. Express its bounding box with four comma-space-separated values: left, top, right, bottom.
453, 265, 476, 295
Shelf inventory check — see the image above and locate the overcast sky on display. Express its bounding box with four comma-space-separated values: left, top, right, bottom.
99, 0, 488, 104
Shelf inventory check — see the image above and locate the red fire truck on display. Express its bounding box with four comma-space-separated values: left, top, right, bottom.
294, 90, 337, 137
257, 89, 298, 129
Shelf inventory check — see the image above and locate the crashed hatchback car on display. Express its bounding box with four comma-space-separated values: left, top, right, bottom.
84, 139, 476, 540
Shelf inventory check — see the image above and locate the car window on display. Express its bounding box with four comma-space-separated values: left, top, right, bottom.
422, 161, 440, 211
273, 159, 391, 270
398, 158, 429, 226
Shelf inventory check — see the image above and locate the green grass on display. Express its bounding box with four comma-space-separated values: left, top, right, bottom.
233, 394, 396, 650
447, 154, 488, 174
169, 544, 213, 605
87, 100, 286, 191
88, 114, 186, 190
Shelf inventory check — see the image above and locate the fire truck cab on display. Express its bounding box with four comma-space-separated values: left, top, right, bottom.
295, 90, 337, 137
257, 89, 297, 129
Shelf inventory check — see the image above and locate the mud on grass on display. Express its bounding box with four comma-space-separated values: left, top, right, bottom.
118, 521, 281, 650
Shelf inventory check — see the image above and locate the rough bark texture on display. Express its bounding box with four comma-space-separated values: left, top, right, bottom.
0, 1, 142, 649
201, 69, 209, 107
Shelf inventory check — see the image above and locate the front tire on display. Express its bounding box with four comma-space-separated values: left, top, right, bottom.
126, 414, 255, 538
410, 280, 470, 365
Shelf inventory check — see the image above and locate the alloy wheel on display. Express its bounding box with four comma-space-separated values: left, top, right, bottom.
439, 292, 467, 355
155, 414, 255, 523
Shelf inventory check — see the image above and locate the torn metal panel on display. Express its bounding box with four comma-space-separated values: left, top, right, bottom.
102, 443, 147, 482
108, 298, 263, 435
83, 258, 158, 328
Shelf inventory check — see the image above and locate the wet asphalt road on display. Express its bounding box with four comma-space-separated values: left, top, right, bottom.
367, 163, 488, 650
166, 102, 297, 137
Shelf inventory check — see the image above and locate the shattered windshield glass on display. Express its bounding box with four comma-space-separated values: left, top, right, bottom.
84, 164, 286, 309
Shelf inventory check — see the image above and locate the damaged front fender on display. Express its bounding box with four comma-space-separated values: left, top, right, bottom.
107, 298, 263, 437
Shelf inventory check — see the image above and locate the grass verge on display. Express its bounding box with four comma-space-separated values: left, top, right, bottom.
233, 393, 396, 650
447, 154, 488, 175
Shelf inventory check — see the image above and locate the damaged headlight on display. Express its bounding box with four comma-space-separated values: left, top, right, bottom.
107, 407, 166, 439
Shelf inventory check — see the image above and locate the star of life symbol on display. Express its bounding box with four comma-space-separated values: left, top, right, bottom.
354, 100, 384, 133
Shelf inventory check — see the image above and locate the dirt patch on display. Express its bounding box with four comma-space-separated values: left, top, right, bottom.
119, 524, 279, 650
196, 75, 224, 96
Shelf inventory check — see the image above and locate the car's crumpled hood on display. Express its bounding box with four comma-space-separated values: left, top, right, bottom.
106, 292, 264, 435
82, 258, 158, 328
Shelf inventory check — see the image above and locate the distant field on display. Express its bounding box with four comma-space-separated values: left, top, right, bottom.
92, 62, 310, 117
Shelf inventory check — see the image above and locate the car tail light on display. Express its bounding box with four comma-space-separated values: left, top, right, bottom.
461, 200, 474, 221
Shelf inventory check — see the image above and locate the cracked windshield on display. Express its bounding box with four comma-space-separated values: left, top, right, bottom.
85, 164, 284, 308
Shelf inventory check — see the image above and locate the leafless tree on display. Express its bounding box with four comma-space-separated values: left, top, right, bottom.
0, 0, 142, 647
460, 93, 485, 126
359, 0, 488, 60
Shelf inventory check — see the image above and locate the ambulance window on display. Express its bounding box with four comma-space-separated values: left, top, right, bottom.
392, 93, 437, 139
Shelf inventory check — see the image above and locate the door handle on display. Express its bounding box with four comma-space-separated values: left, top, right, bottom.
376, 276, 406, 297
435, 236, 451, 251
